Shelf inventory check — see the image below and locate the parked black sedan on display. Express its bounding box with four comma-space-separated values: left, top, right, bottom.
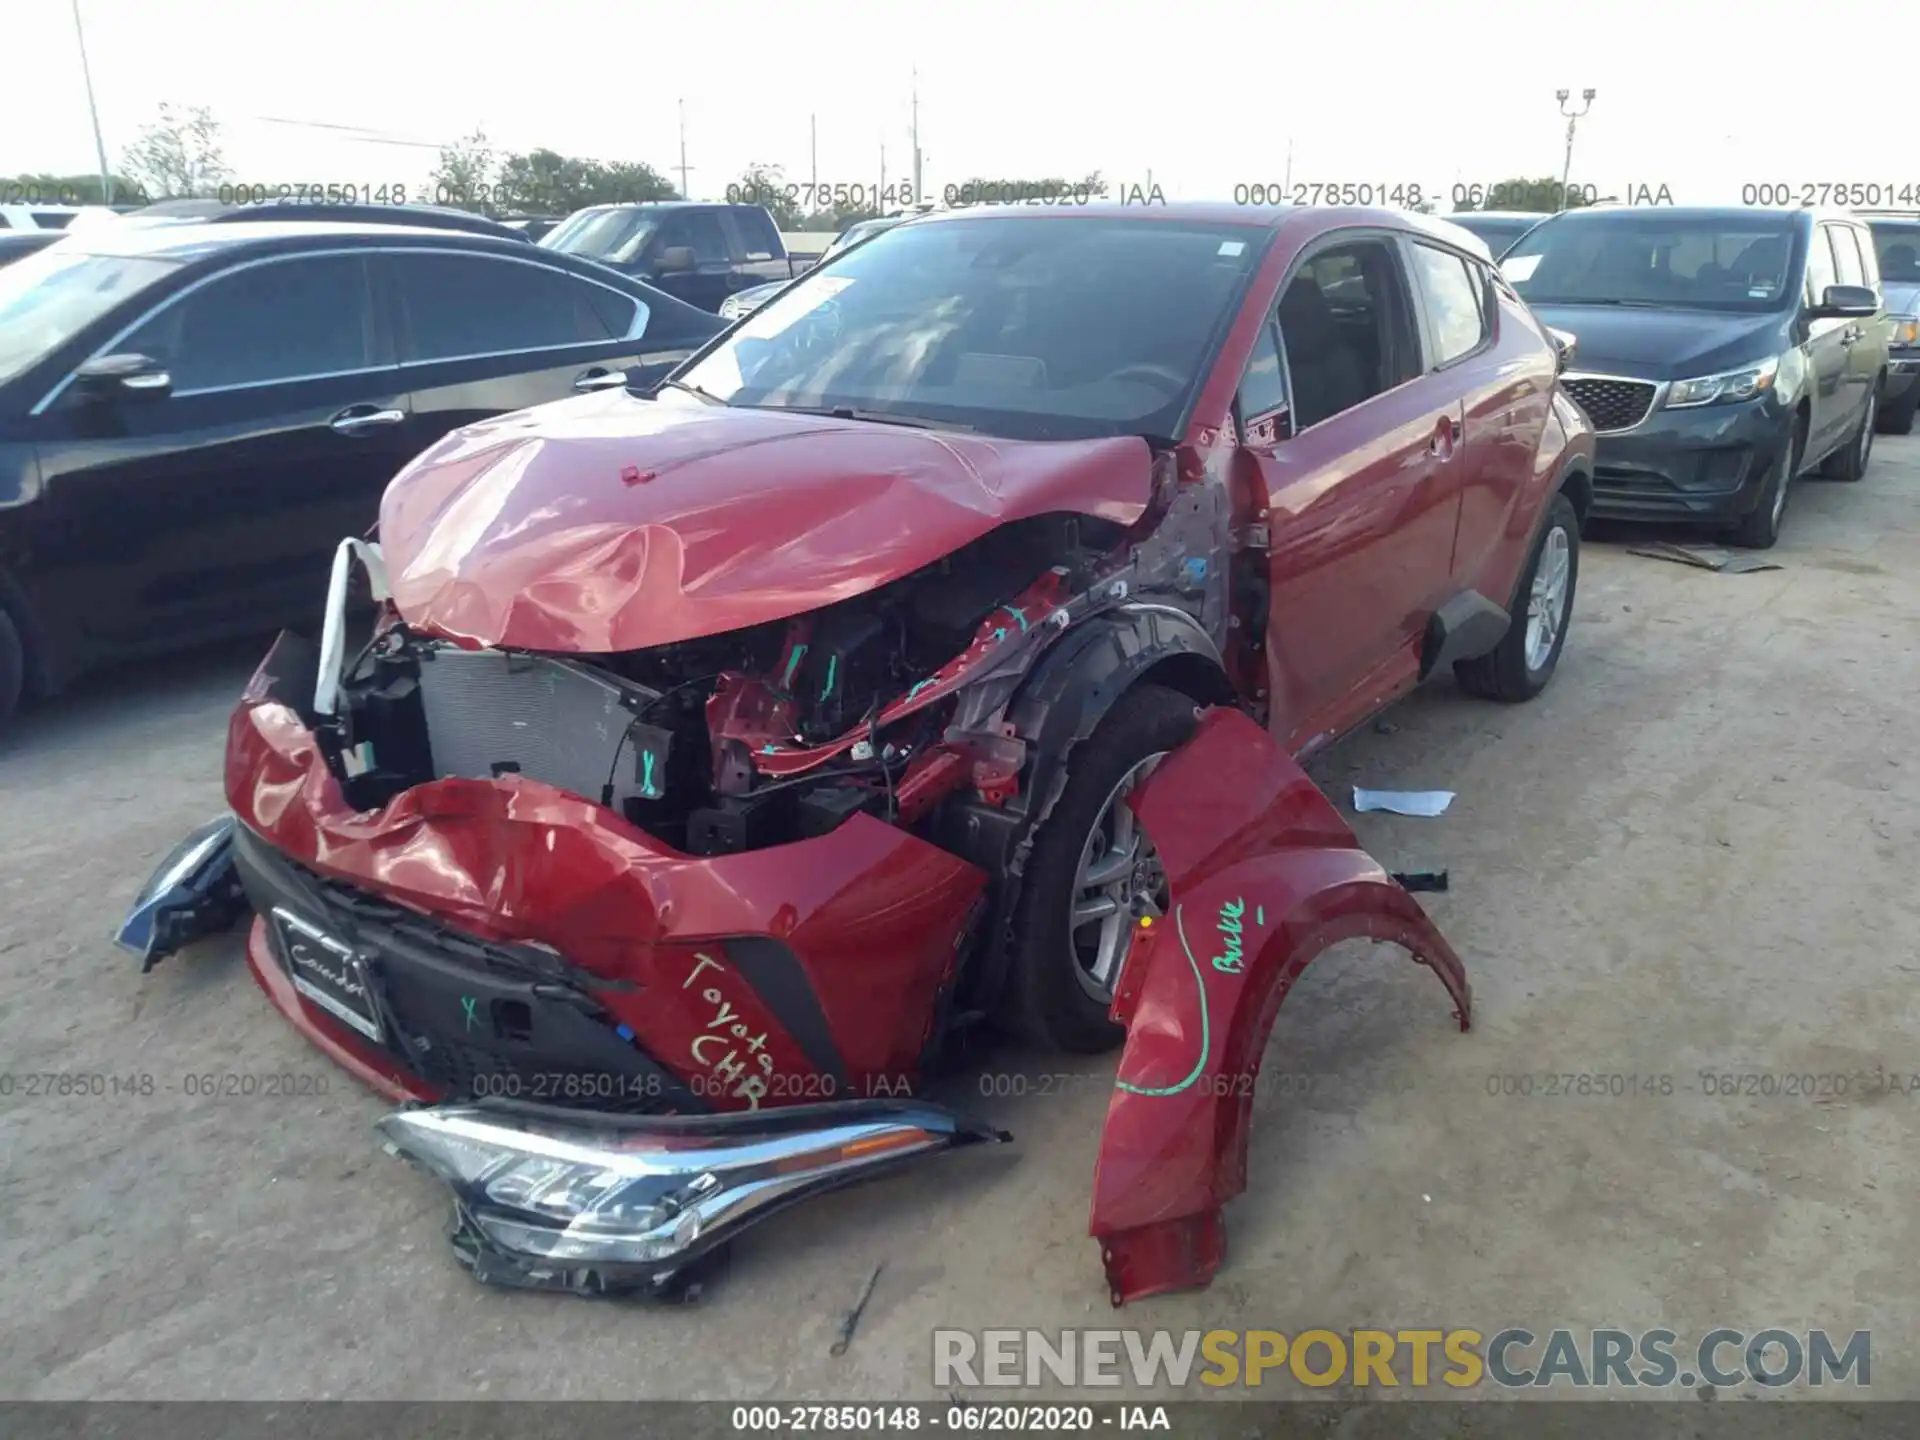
0, 232, 63, 269
0, 220, 723, 728
1501, 207, 1888, 548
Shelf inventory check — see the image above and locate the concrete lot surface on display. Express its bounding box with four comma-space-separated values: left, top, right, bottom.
2, 440, 1917, 1401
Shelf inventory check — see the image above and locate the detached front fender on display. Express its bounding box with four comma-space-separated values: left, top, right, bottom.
1089, 707, 1471, 1305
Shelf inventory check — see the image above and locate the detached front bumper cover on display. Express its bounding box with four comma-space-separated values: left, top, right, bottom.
377, 1096, 1009, 1297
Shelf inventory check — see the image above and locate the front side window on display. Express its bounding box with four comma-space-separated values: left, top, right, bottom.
0, 248, 176, 386
1805, 225, 1839, 304
1276, 240, 1412, 430
1829, 225, 1866, 288
541, 208, 661, 265
1410, 242, 1488, 367
393, 254, 638, 362
732, 207, 781, 259
1503, 214, 1802, 311
658, 211, 729, 264
673, 215, 1265, 441
119, 253, 375, 393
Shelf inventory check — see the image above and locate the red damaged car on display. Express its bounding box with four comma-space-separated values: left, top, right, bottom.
123, 203, 1595, 1304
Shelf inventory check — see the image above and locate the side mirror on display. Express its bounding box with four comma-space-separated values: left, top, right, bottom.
654, 245, 696, 274
1810, 284, 1878, 320
1547, 327, 1577, 373
73, 352, 172, 402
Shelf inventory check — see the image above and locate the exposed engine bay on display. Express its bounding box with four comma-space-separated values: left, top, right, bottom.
327, 513, 1130, 855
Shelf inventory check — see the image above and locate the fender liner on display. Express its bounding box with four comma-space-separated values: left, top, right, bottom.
937, 605, 1231, 1019
1089, 706, 1471, 1304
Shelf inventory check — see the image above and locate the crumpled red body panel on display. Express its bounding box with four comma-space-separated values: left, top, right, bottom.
1089, 708, 1471, 1305
377, 390, 1153, 653
225, 670, 988, 1104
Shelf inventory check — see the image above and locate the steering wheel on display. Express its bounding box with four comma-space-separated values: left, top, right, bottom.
1104, 362, 1187, 394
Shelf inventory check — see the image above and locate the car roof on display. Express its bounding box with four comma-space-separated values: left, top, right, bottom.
1537, 205, 1827, 223
902, 201, 1499, 253
56, 219, 569, 263
1450, 211, 1546, 222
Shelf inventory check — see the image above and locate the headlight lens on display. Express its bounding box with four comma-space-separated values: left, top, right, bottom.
1889, 315, 1919, 349
1664, 354, 1780, 409
377, 1101, 1006, 1278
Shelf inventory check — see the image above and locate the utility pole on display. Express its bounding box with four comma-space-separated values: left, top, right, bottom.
1556, 89, 1595, 211
810, 113, 818, 205
910, 68, 923, 205
70, 0, 113, 204
1283, 138, 1293, 199
879, 141, 887, 206
676, 98, 693, 199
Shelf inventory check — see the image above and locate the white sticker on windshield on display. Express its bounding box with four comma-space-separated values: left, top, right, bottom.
1500, 254, 1543, 282
1218, 240, 1246, 256
1748, 286, 1771, 298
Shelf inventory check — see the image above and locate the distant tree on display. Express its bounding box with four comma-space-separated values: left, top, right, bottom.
730, 162, 802, 227
2, 171, 149, 206
496, 148, 677, 214
1451, 176, 1593, 214
429, 129, 497, 210
120, 103, 229, 199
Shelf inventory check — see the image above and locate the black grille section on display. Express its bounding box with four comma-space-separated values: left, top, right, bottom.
245, 841, 694, 1115
1563, 376, 1657, 432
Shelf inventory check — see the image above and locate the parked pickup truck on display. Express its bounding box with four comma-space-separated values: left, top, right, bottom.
539, 201, 794, 312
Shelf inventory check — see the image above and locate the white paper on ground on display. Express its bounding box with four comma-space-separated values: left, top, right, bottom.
1353, 787, 1455, 817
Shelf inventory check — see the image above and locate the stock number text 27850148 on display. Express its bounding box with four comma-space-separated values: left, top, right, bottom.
726, 181, 920, 210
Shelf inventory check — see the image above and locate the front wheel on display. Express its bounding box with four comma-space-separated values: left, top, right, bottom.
1003, 683, 1200, 1054
1454, 491, 1579, 703
1730, 427, 1800, 549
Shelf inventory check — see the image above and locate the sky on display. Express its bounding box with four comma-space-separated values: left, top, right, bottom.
7, 0, 1917, 216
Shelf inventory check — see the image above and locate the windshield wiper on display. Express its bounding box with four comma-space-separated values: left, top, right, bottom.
741, 403, 973, 432
658, 378, 725, 404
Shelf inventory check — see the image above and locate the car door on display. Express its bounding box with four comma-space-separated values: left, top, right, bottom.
1802, 225, 1854, 458
1244, 235, 1462, 755
1402, 239, 1552, 595
1829, 223, 1884, 423
642, 210, 735, 312
25, 249, 409, 649
388, 247, 691, 458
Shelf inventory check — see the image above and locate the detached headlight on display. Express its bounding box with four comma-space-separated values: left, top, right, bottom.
1664, 354, 1780, 409
378, 1099, 1007, 1294
1889, 315, 1919, 349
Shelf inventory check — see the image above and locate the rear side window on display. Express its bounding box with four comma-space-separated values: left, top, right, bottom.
657, 211, 729, 264
393, 254, 640, 362
121, 254, 376, 393
1829, 226, 1866, 288
1409, 243, 1488, 367
732, 207, 781, 259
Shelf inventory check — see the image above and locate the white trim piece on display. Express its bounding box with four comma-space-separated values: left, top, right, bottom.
314, 538, 388, 718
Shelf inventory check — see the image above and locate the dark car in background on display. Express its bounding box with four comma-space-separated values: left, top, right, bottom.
0, 220, 723, 729
716, 212, 912, 321
500, 214, 564, 243
0, 232, 63, 268
1444, 211, 1545, 257
539, 201, 796, 312
1865, 216, 1920, 434
1501, 207, 1888, 548
127, 198, 534, 244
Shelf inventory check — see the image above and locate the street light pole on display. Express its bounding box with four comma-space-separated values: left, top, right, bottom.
676, 98, 693, 199
1556, 88, 1595, 211
70, 0, 114, 204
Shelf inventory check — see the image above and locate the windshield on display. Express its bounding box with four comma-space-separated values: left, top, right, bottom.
1502, 214, 1802, 311
1870, 222, 1920, 284
821, 218, 897, 259
673, 215, 1264, 441
0, 247, 176, 386
1450, 216, 1537, 253
541, 208, 661, 263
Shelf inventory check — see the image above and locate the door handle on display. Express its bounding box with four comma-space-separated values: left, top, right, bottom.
573, 368, 630, 393
329, 407, 405, 434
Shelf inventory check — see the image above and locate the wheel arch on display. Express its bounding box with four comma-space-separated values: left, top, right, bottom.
0, 559, 56, 699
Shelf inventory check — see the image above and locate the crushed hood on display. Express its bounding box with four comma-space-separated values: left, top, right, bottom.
379, 390, 1155, 653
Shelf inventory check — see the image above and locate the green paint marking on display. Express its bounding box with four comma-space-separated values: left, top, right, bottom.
991, 627, 1007, 643
1005, 605, 1028, 632
641, 751, 657, 796
906, 678, 938, 703
460, 995, 479, 1032
1115, 904, 1212, 1097
781, 644, 808, 690
1256, 905, 1265, 926
819, 654, 838, 700
1212, 896, 1246, 974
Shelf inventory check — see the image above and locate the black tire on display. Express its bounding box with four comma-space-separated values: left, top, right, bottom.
1730, 425, 1801, 549
1878, 386, 1917, 436
1822, 390, 1875, 482
1454, 491, 1579, 704
1003, 683, 1200, 1054
0, 606, 23, 733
